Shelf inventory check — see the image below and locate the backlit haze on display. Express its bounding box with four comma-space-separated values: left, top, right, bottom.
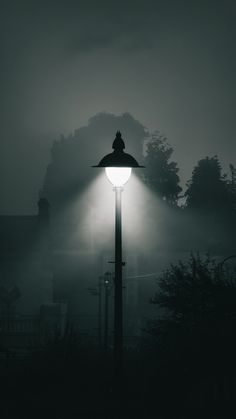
0, 0, 235, 214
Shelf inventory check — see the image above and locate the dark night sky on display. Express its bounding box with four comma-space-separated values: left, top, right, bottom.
0, 0, 235, 214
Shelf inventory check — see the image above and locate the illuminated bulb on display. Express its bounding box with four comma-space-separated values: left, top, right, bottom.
105, 167, 132, 187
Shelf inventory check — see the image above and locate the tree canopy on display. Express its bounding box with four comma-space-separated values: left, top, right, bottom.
184, 156, 231, 212
152, 254, 236, 323
143, 131, 182, 206
228, 164, 236, 211
149, 254, 236, 407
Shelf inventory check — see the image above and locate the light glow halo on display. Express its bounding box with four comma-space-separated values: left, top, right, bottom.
105, 167, 132, 187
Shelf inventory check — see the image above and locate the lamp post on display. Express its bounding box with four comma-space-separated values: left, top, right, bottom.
93, 131, 144, 376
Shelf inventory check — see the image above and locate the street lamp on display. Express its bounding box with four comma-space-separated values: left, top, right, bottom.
93, 131, 144, 376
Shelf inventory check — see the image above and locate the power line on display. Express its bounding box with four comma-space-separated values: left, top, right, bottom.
125, 273, 159, 280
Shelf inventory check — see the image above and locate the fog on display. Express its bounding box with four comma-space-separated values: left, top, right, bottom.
0, 0, 235, 213
0, 3, 235, 415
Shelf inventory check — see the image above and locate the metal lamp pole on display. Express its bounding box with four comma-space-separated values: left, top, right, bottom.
114, 186, 123, 375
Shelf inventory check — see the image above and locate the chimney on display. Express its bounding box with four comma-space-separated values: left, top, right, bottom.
38, 198, 50, 224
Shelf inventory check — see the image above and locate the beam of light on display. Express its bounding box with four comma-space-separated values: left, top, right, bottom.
55, 169, 201, 285
83, 171, 172, 272
61, 170, 164, 257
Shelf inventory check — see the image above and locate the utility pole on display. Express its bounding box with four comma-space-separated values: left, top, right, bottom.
104, 271, 112, 352
98, 275, 102, 348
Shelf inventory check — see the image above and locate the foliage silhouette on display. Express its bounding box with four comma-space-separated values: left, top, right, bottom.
185, 156, 232, 212
228, 163, 236, 210
149, 254, 236, 410
143, 131, 182, 205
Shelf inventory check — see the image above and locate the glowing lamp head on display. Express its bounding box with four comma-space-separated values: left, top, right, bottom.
93, 131, 144, 186
105, 167, 132, 187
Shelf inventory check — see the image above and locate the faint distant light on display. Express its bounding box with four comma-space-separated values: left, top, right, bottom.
105, 167, 132, 187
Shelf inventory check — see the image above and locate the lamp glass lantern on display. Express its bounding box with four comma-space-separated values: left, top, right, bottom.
105, 167, 132, 187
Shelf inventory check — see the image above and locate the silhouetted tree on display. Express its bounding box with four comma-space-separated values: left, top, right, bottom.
185, 156, 231, 212
143, 131, 182, 205
228, 164, 236, 211
150, 254, 236, 409
152, 254, 236, 322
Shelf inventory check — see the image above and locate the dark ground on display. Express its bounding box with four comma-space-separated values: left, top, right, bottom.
1, 345, 235, 419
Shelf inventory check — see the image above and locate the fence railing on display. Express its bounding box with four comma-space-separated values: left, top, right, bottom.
0, 315, 40, 334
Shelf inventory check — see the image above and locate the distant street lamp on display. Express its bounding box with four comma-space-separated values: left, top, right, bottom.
93, 131, 144, 376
